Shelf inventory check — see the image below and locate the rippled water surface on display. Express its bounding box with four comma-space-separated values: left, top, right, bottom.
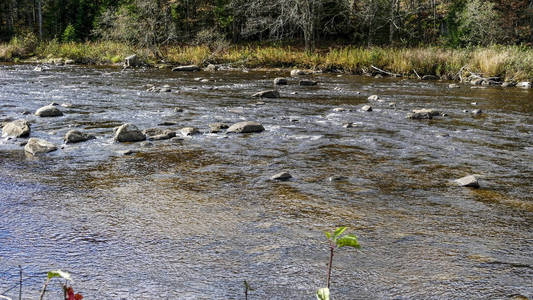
1, 64, 532, 299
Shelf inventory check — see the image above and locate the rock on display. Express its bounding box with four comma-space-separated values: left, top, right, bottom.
2, 120, 31, 138
482, 80, 501, 86
472, 109, 482, 115
388, 102, 396, 107
200, 79, 210, 83
252, 90, 280, 98
470, 78, 485, 85
328, 176, 348, 182
158, 121, 177, 126
274, 77, 288, 85
22, 111, 31, 115
35, 105, 63, 117
271, 172, 292, 181
449, 84, 460, 89
361, 105, 373, 112
517, 82, 531, 89
333, 107, 350, 112
124, 54, 139, 67
172, 65, 200, 72
61, 103, 73, 108
24, 138, 57, 155
140, 141, 153, 147
455, 175, 480, 188
407, 109, 441, 120
143, 128, 176, 140
49, 102, 59, 106
471, 102, 478, 106
118, 149, 136, 156
227, 121, 265, 133
64, 59, 75, 65
209, 123, 229, 133
290, 69, 311, 76
113, 123, 146, 142
255, 101, 266, 105
368, 95, 380, 101
180, 127, 200, 136
160, 85, 171, 92
204, 64, 218, 72
422, 75, 439, 80
501, 81, 516, 88
299, 80, 318, 86
170, 137, 184, 142
64, 130, 96, 144
34, 66, 43, 72
343, 123, 356, 128
174, 107, 184, 113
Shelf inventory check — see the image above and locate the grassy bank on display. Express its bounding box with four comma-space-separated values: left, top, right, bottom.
1, 38, 532, 81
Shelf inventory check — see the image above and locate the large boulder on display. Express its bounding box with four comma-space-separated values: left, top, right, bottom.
113, 123, 146, 142
64, 130, 96, 144
24, 138, 57, 155
252, 90, 280, 98
2, 120, 31, 138
227, 121, 265, 133
172, 65, 200, 72
35, 105, 63, 117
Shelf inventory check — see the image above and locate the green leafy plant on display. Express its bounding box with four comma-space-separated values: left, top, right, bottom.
39, 270, 82, 300
62, 24, 77, 42
317, 227, 360, 300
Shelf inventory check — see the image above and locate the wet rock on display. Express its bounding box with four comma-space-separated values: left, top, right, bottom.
422, 75, 439, 80
160, 85, 171, 92
2, 120, 31, 138
158, 121, 177, 126
22, 111, 31, 115
255, 101, 266, 105
361, 105, 373, 112
170, 136, 184, 142
204, 64, 218, 72
482, 80, 501, 86
172, 65, 200, 72
35, 105, 63, 117
200, 79, 210, 83
174, 107, 184, 113
34, 66, 43, 72
24, 138, 57, 155
343, 123, 356, 128
140, 141, 153, 147
290, 69, 311, 76
124, 54, 139, 67
407, 109, 441, 120
328, 175, 348, 182
299, 80, 318, 86
180, 127, 200, 136
271, 172, 292, 181
472, 109, 482, 115
517, 82, 531, 89
64, 59, 75, 65
113, 123, 146, 142
471, 102, 478, 106
61, 103, 73, 108
388, 102, 396, 107
64, 130, 96, 144
333, 107, 351, 112
49, 102, 59, 106
118, 149, 136, 156
209, 123, 229, 133
252, 90, 280, 98
448, 84, 460, 89
455, 175, 480, 188
501, 81, 516, 88
470, 78, 485, 85
227, 121, 265, 133
274, 77, 288, 85
143, 128, 176, 140
368, 95, 380, 101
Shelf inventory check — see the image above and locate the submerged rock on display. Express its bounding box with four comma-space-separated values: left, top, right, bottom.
227, 121, 264, 133
114, 123, 146, 142
24, 138, 57, 155
274, 78, 288, 85
180, 127, 200, 136
252, 90, 280, 98
472, 109, 483, 115
455, 175, 480, 188
333, 107, 351, 112
290, 69, 311, 76
35, 105, 63, 117
143, 128, 176, 140
299, 80, 318, 86
209, 123, 230, 133
271, 172, 292, 181
172, 65, 200, 72
407, 109, 441, 120
2, 120, 31, 138
368, 95, 380, 101
64, 130, 96, 144
361, 105, 373, 112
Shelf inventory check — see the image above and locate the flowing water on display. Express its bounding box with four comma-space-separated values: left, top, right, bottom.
0, 64, 532, 299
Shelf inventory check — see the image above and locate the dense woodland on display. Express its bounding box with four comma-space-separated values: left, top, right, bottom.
1, 0, 532, 50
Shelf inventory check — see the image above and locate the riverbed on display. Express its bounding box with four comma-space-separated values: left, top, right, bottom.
1, 64, 532, 299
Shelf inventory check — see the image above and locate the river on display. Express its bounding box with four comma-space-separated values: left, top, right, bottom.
1, 64, 532, 299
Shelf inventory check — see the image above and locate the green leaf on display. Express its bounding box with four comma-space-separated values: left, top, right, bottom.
325, 231, 331, 240
47, 270, 72, 281
336, 234, 361, 249
316, 287, 330, 300
333, 227, 347, 239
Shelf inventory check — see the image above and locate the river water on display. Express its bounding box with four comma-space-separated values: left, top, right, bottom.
0, 64, 532, 299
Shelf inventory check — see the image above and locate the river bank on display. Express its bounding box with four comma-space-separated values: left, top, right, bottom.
1, 39, 532, 83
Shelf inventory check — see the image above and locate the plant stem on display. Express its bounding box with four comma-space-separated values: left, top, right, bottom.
39, 278, 50, 300
18, 265, 21, 300
327, 244, 334, 289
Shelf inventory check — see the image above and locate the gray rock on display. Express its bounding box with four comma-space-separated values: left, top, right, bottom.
2, 120, 31, 138
172, 65, 200, 72
24, 138, 57, 155
455, 175, 480, 188
22, 111, 31, 115
407, 109, 441, 120
180, 127, 200, 136
367, 95, 380, 101
227, 121, 265, 133
274, 77, 288, 85
118, 149, 136, 156
470, 78, 485, 85
49, 102, 59, 106
124, 54, 138, 67
343, 123, 356, 128
143, 128, 176, 140
160, 85, 171, 92
64, 130, 96, 144
204, 64, 218, 72
328, 176, 348, 182
113, 123, 146, 142
448, 84, 460, 89
271, 172, 292, 181
209, 123, 229, 133
517, 82, 531, 89
361, 105, 373, 112
174, 107, 184, 113
140, 141, 153, 147
64, 59, 75, 65
35, 105, 63, 117
299, 80, 318, 86
333, 107, 350, 112
472, 109, 482, 115
501, 81, 516, 88
170, 136, 184, 142
158, 121, 177, 126
252, 90, 280, 98
422, 75, 439, 80
290, 69, 311, 76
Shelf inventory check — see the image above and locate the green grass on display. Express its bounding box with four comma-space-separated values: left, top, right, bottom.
1, 38, 532, 81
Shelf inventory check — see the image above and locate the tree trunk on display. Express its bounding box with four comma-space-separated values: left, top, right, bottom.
37, 0, 42, 40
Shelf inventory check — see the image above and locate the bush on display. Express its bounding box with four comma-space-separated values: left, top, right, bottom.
62, 24, 77, 42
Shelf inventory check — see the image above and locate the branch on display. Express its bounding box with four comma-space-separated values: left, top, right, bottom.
371, 65, 400, 77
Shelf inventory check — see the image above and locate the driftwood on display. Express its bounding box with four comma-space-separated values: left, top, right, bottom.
371, 65, 401, 77
413, 69, 421, 79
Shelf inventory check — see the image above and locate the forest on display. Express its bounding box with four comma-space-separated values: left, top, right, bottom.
1, 0, 532, 49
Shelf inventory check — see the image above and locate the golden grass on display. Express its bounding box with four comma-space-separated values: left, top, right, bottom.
1, 39, 532, 81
